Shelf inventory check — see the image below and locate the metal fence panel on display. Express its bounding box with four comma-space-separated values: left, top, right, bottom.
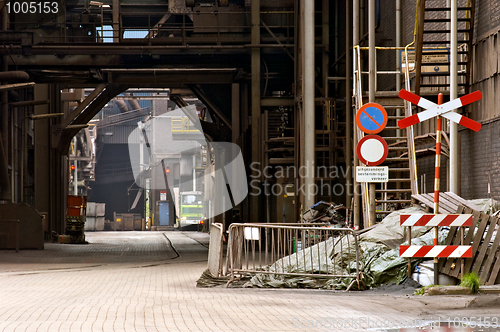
226, 223, 361, 289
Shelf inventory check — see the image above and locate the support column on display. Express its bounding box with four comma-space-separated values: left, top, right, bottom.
112, 0, 120, 43
34, 84, 51, 224
250, 0, 261, 222
449, 0, 459, 194
302, 0, 315, 209
0, 5, 11, 201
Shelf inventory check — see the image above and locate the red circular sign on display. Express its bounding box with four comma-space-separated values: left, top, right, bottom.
356, 103, 388, 134
356, 135, 389, 166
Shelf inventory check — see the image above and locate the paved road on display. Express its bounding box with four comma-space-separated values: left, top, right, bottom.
0, 231, 496, 331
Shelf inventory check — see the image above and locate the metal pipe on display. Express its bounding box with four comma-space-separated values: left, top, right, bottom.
73, 137, 77, 195
368, 0, 376, 226
396, 0, 402, 137
0, 71, 30, 82
250, 0, 260, 222
353, 0, 360, 229
450, 0, 459, 194
302, 0, 315, 209
346, 1, 352, 210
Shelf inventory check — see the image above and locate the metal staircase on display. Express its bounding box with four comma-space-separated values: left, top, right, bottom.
353, 46, 419, 223
414, 0, 476, 95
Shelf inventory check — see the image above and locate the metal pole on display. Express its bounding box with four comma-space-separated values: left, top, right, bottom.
368, 0, 376, 226
303, 0, 315, 209
73, 137, 77, 195
353, 0, 360, 229
396, 0, 402, 138
345, 1, 352, 210
434, 93, 443, 285
449, 0, 459, 194
251, 0, 260, 222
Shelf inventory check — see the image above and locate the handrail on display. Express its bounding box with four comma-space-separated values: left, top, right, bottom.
353, 45, 370, 224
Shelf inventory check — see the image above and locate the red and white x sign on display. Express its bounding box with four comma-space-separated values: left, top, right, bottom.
398, 89, 482, 132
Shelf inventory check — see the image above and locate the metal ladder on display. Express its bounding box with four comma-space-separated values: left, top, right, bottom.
414, 0, 476, 95
353, 46, 419, 223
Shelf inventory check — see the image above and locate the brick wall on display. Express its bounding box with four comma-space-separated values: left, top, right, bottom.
417, 154, 449, 194
475, 0, 500, 40
460, 119, 500, 199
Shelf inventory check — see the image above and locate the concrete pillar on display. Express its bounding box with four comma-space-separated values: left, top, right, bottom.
302, 0, 315, 209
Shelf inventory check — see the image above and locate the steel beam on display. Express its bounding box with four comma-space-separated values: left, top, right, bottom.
188, 85, 232, 131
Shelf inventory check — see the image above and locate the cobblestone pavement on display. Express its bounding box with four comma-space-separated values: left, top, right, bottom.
0, 231, 491, 331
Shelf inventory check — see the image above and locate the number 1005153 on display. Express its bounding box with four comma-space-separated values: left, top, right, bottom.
6, 2, 59, 14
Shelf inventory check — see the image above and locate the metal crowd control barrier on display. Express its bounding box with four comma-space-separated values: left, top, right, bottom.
226, 223, 362, 290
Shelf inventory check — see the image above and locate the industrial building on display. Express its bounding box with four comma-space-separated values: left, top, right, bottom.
0, 0, 499, 245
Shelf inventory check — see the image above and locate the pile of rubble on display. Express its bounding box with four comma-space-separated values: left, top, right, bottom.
302, 201, 347, 227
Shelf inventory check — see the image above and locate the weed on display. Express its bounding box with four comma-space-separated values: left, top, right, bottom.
460, 272, 480, 294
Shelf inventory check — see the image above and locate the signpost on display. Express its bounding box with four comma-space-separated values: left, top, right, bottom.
398, 89, 482, 284
355, 103, 389, 226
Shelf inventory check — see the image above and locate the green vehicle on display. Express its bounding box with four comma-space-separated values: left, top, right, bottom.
179, 191, 204, 227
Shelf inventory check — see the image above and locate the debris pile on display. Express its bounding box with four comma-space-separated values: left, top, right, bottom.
302, 201, 347, 227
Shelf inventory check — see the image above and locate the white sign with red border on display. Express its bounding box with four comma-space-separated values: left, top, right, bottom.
356, 135, 389, 166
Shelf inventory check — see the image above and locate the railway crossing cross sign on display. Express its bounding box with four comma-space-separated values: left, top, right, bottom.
397, 89, 482, 283
398, 89, 482, 131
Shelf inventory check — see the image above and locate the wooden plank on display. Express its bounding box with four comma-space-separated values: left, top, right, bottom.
472, 214, 497, 277
438, 193, 461, 213
440, 205, 465, 274
445, 192, 481, 212
482, 216, 500, 284
430, 193, 457, 214
411, 193, 456, 213
411, 194, 435, 209
463, 212, 491, 277
449, 223, 469, 278
441, 206, 479, 277
487, 250, 500, 285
